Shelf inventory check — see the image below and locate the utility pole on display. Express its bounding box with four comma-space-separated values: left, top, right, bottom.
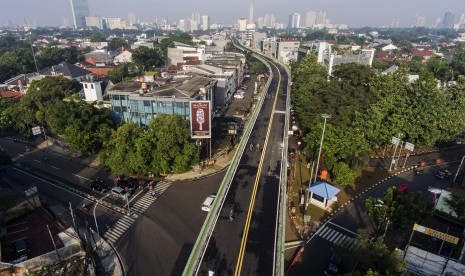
69, 202, 76, 230
314, 114, 331, 183
389, 133, 402, 171
47, 224, 62, 265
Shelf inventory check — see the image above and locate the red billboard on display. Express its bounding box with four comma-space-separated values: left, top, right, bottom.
190, 100, 211, 139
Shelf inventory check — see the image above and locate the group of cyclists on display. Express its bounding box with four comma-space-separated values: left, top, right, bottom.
249, 142, 260, 152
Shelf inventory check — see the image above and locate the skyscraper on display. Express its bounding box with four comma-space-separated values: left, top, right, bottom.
305, 11, 317, 28
128, 12, 137, 26
288, 13, 301, 29
414, 14, 426, 27
202, 15, 210, 31
442, 12, 455, 28
315, 11, 326, 25
249, 4, 254, 24
69, 0, 89, 29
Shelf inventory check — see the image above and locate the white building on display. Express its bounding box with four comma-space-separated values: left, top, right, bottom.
238, 18, 247, 32
278, 39, 300, 63
167, 42, 205, 66
103, 18, 127, 30
202, 15, 210, 31
317, 42, 375, 75
85, 16, 103, 30
81, 80, 103, 102
305, 11, 317, 28
113, 50, 133, 64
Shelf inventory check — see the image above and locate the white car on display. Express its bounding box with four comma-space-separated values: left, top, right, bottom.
234, 94, 244, 99
111, 187, 129, 201
202, 194, 216, 211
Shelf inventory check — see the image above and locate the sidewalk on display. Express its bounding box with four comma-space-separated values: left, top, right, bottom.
165, 146, 236, 182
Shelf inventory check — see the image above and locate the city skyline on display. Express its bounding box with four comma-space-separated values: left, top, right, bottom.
2, 0, 465, 28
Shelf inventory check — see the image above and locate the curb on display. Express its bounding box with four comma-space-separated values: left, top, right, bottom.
317, 165, 418, 226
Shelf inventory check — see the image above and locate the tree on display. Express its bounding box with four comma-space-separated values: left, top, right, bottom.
108, 64, 130, 83
89, 33, 106, 42
250, 61, 266, 74
37, 46, 79, 69
108, 38, 129, 51
224, 42, 236, 52
332, 162, 357, 187
365, 187, 429, 237
148, 114, 198, 174
332, 63, 374, 87
0, 48, 36, 82
443, 193, 465, 220
350, 229, 406, 275
101, 114, 198, 175
132, 46, 164, 72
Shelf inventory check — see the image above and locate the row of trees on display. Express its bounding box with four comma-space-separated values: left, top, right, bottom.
292, 53, 465, 186
100, 115, 198, 175
0, 76, 114, 153
0, 75, 198, 175
0, 35, 92, 82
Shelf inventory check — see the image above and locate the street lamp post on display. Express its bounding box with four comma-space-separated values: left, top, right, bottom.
314, 114, 331, 183
93, 193, 110, 249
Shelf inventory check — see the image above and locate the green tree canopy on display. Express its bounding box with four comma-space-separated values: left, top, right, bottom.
108, 64, 130, 83
132, 46, 164, 72
101, 114, 198, 175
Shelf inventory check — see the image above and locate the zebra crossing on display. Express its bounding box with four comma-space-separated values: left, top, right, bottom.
131, 181, 171, 214
104, 214, 136, 244
103, 181, 171, 244
316, 225, 358, 251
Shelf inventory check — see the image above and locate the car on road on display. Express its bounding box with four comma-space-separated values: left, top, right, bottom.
435, 169, 452, 180
91, 178, 109, 193
202, 194, 216, 212
324, 253, 341, 275
111, 187, 129, 201
414, 167, 424, 175
234, 94, 244, 99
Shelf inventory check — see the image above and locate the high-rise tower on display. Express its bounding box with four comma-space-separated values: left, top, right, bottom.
69, 0, 89, 29
249, 4, 254, 24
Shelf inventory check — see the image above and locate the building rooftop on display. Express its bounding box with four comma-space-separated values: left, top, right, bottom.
39, 61, 91, 79
109, 76, 216, 99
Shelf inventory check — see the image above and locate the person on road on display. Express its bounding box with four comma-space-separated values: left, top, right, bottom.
256, 143, 260, 152
250, 143, 254, 151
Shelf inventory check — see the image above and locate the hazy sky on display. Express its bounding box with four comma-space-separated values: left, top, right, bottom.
2, 0, 464, 27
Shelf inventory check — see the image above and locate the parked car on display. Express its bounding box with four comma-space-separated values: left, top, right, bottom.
414, 167, 424, 175
435, 169, 452, 180
202, 194, 216, 212
117, 177, 138, 194
91, 178, 109, 193
234, 93, 245, 99
324, 253, 341, 275
111, 187, 129, 201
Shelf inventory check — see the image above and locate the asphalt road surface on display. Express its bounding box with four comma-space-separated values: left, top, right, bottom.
198, 58, 289, 275
116, 172, 225, 276
292, 147, 465, 275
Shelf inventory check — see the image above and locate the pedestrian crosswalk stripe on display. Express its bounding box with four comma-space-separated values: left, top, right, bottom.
332, 233, 343, 244
326, 230, 337, 241
103, 181, 171, 244
321, 228, 332, 239
319, 227, 330, 238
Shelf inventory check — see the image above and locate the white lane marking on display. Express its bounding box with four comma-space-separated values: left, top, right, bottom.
34, 160, 41, 163
18, 154, 24, 157
51, 166, 59, 170
327, 221, 358, 236
73, 174, 91, 182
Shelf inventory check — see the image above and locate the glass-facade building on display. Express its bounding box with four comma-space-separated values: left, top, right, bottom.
70, 0, 89, 29
108, 77, 216, 126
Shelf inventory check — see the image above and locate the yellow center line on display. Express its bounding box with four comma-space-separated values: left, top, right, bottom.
234, 61, 282, 276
